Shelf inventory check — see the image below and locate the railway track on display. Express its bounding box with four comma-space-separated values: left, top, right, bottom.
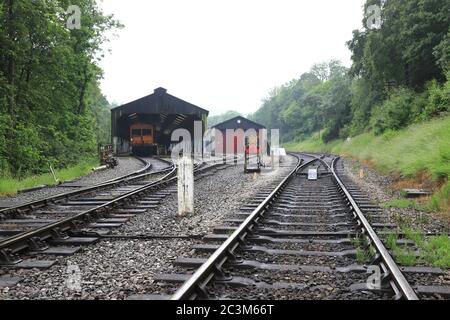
0, 156, 230, 274
148, 153, 449, 300
0, 156, 157, 214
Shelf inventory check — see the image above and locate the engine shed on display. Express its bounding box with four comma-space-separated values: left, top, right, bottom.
210, 116, 266, 155
111, 87, 209, 156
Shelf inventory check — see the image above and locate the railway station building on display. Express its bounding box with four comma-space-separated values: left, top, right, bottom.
111, 87, 209, 156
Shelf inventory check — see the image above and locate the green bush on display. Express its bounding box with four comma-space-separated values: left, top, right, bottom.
6, 123, 46, 176
348, 78, 384, 136
370, 88, 425, 135
0, 111, 99, 178
422, 79, 450, 119
322, 125, 340, 143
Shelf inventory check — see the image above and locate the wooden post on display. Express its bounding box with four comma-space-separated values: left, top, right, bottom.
50, 166, 60, 184
271, 151, 275, 171
178, 156, 194, 216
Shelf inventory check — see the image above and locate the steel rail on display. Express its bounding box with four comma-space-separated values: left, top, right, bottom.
171, 154, 319, 300
0, 165, 176, 251
313, 154, 419, 300
0, 160, 224, 254
101, 156, 154, 184
0, 157, 173, 216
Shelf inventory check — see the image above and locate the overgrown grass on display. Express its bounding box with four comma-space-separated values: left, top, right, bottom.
422, 235, 450, 268
404, 228, 426, 247
352, 236, 376, 264
384, 230, 450, 268
285, 115, 450, 214
428, 181, 450, 213
0, 159, 99, 196
382, 199, 425, 210
384, 232, 418, 266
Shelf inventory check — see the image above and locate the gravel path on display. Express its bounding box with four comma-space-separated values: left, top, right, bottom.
0, 157, 147, 209
0, 156, 296, 300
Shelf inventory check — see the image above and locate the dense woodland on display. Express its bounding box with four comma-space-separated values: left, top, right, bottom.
0, 0, 121, 177
1, 0, 449, 178
249, 0, 449, 143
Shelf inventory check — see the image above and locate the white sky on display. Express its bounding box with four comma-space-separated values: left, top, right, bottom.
99, 0, 365, 116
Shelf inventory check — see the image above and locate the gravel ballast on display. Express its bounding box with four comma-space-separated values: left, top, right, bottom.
0, 157, 149, 209
341, 157, 450, 296
341, 157, 450, 233
0, 156, 296, 300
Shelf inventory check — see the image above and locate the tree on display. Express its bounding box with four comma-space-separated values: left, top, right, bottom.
348, 0, 450, 90
251, 1, 449, 145
208, 111, 243, 127
0, 0, 122, 176
311, 60, 347, 82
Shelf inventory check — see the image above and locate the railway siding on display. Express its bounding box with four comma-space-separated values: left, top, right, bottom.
1, 154, 448, 300
0, 157, 149, 209
144, 154, 450, 300
0, 157, 296, 299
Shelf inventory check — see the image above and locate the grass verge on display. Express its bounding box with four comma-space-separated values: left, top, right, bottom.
384, 230, 450, 268
284, 115, 450, 215
381, 198, 427, 211
0, 159, 99, 196
352, 236, 376, 264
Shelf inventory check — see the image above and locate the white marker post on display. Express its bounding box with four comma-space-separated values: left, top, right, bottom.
308, 168, 318, 180
178, 156, 194, 216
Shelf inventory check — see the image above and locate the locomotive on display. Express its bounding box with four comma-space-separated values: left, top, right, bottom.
130, 123, 157, 155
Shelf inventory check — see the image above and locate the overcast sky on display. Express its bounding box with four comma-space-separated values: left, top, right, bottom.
99, 0, 365, 116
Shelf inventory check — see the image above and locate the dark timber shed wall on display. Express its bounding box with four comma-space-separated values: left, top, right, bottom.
111, 87, 209, 154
